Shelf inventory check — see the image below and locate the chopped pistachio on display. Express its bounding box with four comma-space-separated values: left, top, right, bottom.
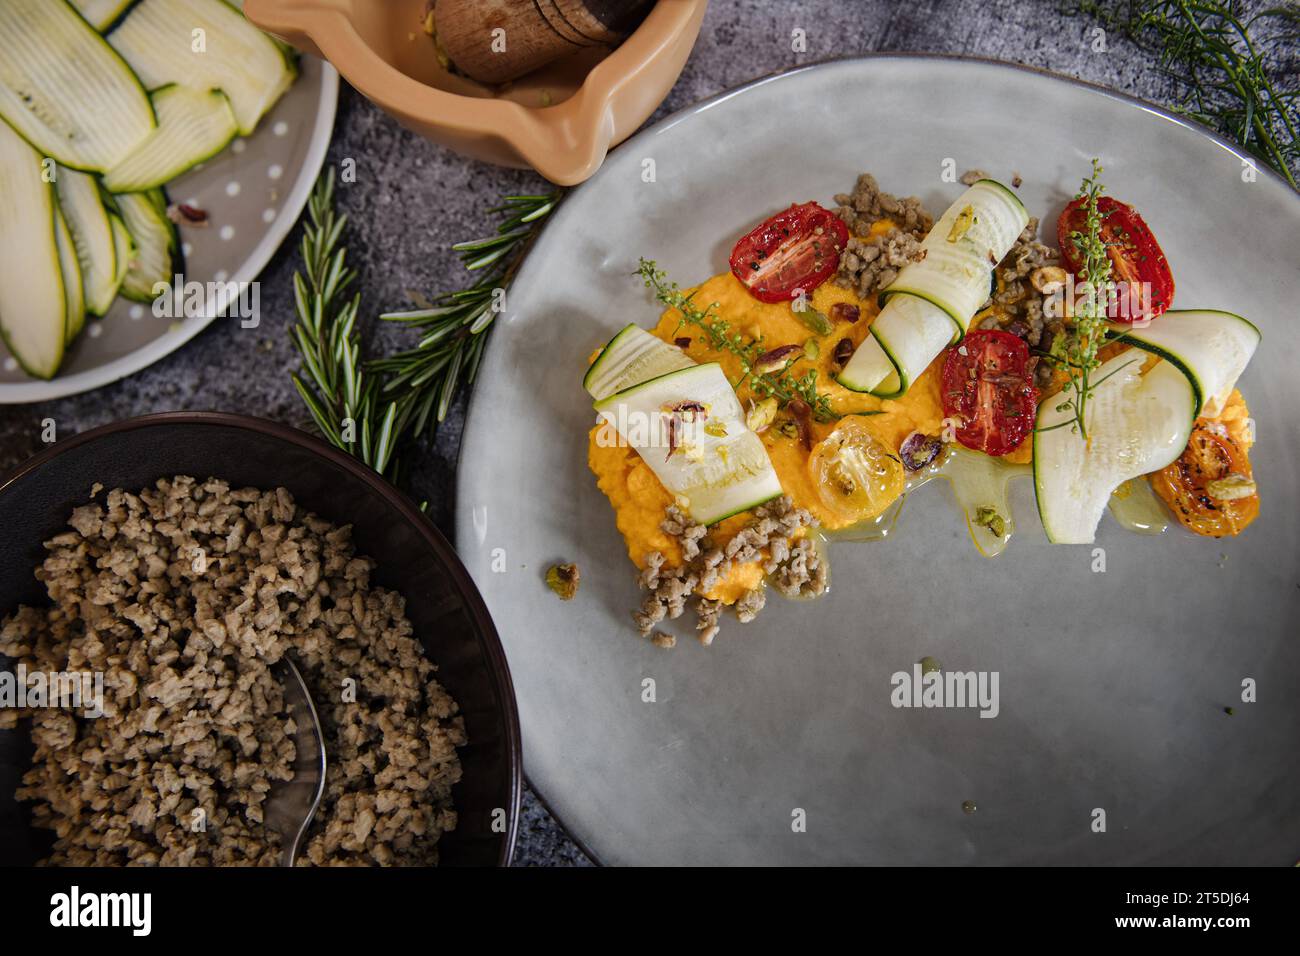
703, 420, 729, 438
973, 506, 1006, 537
545, 563, 580, 600
745, 397, 778, 434
754, 344, 803, 375
920, 655, 941, 675
803, 338, 820, 361
792, 307, 833, 336
775, 420, 800, 439
947, 204, 977, 243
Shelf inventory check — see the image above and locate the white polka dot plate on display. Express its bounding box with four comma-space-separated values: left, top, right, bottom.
0, 58, 338, 403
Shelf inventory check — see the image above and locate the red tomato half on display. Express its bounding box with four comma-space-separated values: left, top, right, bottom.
729, 202, 849, 303
1057, 196, 1174, 323
941, 330, 1038, 457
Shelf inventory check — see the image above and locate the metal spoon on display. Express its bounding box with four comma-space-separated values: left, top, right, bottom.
265, 655, 326, 867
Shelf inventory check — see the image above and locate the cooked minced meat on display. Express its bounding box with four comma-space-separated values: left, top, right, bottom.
973, 216, 1064, 386
834, 172, 933, 239
833, 173, 933, 299
0, 477, 464, 866
633, 496, 825, 646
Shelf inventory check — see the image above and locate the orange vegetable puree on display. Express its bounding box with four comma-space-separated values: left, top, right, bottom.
585, 240, 1009, 601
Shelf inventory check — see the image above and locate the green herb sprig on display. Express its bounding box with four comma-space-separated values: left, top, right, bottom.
1068, 0, 1299, 187
1040, 158, 1115, 440
289, 171, 560, 481
290, 168, 409, 477
635, 258, 838, 422
371, 192, 560, 423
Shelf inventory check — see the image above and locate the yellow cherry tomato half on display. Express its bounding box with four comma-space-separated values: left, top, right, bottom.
808, 417, 905, 523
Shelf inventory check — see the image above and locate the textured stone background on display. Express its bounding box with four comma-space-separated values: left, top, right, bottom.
0, 0, 1289, 866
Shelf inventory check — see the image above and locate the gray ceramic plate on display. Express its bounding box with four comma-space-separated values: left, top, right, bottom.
0, 58, 338, 403
456, 56, 1300, 865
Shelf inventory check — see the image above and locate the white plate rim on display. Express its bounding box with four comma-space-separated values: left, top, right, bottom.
0, 62, 340, 405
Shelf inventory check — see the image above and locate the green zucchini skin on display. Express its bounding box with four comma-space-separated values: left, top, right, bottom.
103, 85, 239, 192
55, 167, 120, 317
55, 207, 87, 344
109, 0, 297, 137
0, 121, 67, 379
114, 188, 179, 303
0, 0, 156, 174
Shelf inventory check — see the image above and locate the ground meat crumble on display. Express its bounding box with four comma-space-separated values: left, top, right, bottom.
633, 496, 827, 647
0, 477, 465, 866
833, 173, 934, 299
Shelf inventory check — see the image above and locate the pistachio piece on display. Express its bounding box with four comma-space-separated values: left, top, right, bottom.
703, 420, 728, 438
829, 302, 860, 324
1206, 473, 1257, 501
802, 338, 820, 361
754, 344, 804, 375
545, 563, 580, 600
947, 204, 977, 243
832, 337, 854, 371
745, 397, 778, 434
792, 306, 833, 336
787, 398, 815, 450
973, 506, 1006, 537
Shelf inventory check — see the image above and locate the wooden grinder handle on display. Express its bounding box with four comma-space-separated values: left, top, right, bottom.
434, 0, 655, 84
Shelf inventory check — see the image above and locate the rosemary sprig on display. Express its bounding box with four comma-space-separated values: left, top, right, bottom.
635, 258, 838, 422
290, 169, 408, 477
289, 172, 561, 482
1043, 158, 1115, 440
371, 192, 561, 424
1068, 0, 1299, 187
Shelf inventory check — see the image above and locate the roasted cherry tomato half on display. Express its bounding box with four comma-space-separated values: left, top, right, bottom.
1057, 196, 1174, 323
941, 329, 1038, 457
808, 417, 905, 523
729, 202, 849, 303
1150, 422, 1259, 537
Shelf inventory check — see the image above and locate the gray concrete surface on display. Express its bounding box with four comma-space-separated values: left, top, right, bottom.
0, 0, 1290, 866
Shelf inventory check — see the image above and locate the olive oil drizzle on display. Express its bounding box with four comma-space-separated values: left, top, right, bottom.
822, 444, 1168, 556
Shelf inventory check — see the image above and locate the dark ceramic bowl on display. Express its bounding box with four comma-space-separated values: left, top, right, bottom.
0, 412, 520, 866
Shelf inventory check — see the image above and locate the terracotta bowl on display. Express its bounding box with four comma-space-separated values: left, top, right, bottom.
244, 0, 708, 185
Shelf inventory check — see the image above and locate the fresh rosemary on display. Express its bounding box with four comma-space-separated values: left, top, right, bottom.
635, 258, 838, 422
1068, 0, 1299, 187
371, 191, 560, 420
289, 169, 561, 480
290, 168, 407, 478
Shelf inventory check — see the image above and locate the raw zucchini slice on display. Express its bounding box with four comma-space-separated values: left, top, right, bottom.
0, 0, 154, 173
838, 179, 1028, 397
107, 211, 134, 297
70, 0, 135, 31
1107, 310, 1260, 418
584, 324, 695, 400
836, 292, 952, 398
594, 363, 784, 525
109, 0, 297, 136
103, 85, 239, 192
55, 167, 119, 316
55, 208, 87, 343
0, 121, 66, 379
1033, 354, 1194, 544
115, 189, 178, 303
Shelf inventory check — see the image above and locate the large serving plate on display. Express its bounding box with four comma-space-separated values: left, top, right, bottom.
0, 57, 338, 403
456, 56, 1300, 865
